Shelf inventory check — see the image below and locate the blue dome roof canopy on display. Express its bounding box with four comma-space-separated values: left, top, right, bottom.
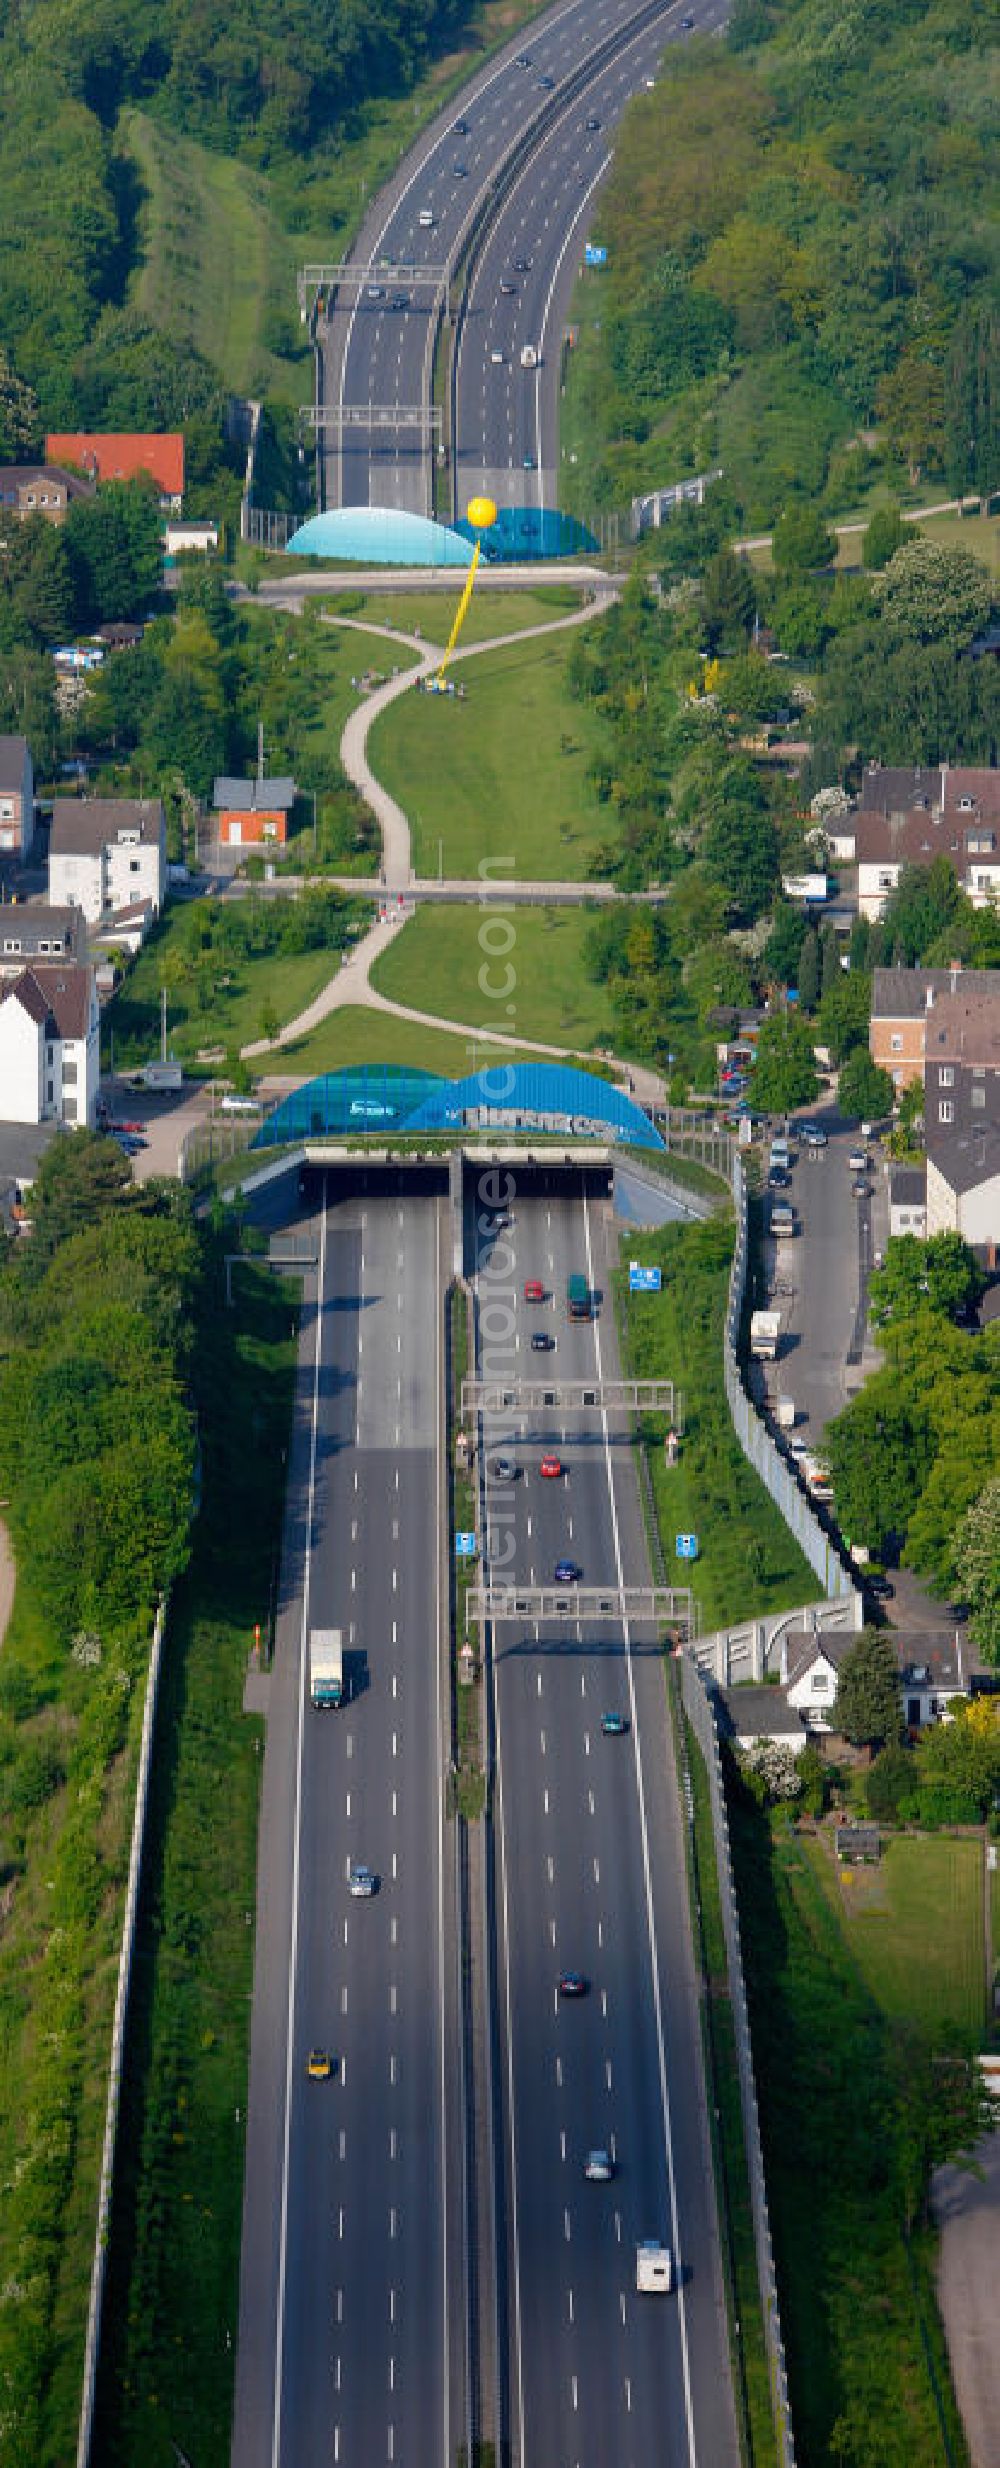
286, 508, 475, 567
253, 1062, 663, 1150
452, 508, 599, 563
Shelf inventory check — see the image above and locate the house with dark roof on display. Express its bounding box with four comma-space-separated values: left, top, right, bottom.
0, 961, 99, 1127
0, 736, 35, 860
0, 904, 82, 979
781, 1629, 855, 1733
889, 1165, 927, 1239
213, 774, 298, 848
870, 965, 1000, 1093
849, 767, 1000, 918
0, 463, 94, 523
715, 1685, 806, 1753
45, 432, 184, 511
49, 798, 166, 924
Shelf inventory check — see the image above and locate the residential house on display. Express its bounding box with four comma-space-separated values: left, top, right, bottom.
0, 904, 82, 978
780, 1629, 855, 1732
870, 965, 1000, 1092
0, 961, 99, 1127
0, 736, 34, 859
899, 1638, 977, 1731
888, 1165, 927, 1239
213, 774, 298, 849
45, 432, 184, 512
715, 1686, 806, 1754
49, 798, 166, 925
0, 463, 94, 523
926, 1131, 1000, 1252
923, 986, 1000, 1251
851, 765, 1000, 918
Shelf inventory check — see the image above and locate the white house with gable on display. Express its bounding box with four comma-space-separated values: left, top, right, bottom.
49, 798, 166, 925
0, 961, 99, 1126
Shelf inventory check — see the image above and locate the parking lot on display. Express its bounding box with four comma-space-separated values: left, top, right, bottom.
750, 1109, 890, 1457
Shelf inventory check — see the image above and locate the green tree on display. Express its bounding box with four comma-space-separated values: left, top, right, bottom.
913, 1697, 1000, 1816
953, 1479, 1000, 1664
869, 1230, 984, 1328
701, 547, 756, 653
862, 505, 907, 571
764, 898, 806, 990
0, 343, 39, 460
870, 539, 993, 651
824, 1385, 933, 1557
834, 1628, 904, 1753
771, 504, 836, 574
865, 1742, 914, 1823
796, 927, 820, 1012
836, 1048, 894, 1123
703, 763, 780, 922
879, 856, 963, 967
749, 1008, 819, 1115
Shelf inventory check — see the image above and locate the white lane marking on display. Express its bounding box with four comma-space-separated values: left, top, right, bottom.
351, 1568, 356, 1592
589, 1790, 595, 1815
598, 1920, 604, 1948
568, 2288, 574, 2323
337, 2288, 343, 2322
391, 1915, 398, 1945
560, 2129, 566, 2161
389, 2286, 396, 2324
339, 2129, 347, 2160
392, 1672, 397, 1699
341, 1986, 348, 2014
270, 1189, 325, 2468
626, 2378, 632, 2414
346, 1793, 351, 1818
593, 1857, 600, 1884
392, 1850, 398, 1880
543, 1786, 549, 1815
347, 1735, 354, 1760
390, 2128, 397, 2159
392, 1519, 399, 1540
564, 2209, 572, 2243
335, 2356, 341, 2392
351, 1519, 358, 1542
540, 1729, 546, 1755
606, 2059, 613, 2091
392, 1789, 397, 1818
390, 1984, 398, 2015
392, 1620, 397, 1645
390, 2208, 398, 2239
392, 1731, 398, 1757
390, 2054, 396, 2085
584, 1732, 591, 1756
547, 1854, 555, 1882
550, 1918, 557, 1946
601, 1988, 608, 2018
354, 1469, 359, 1493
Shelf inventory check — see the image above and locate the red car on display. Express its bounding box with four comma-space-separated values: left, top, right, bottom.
524, 1279, 545, 1303
540, 1455, 563, 1479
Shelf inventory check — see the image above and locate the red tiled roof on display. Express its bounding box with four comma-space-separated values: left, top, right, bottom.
45, 433, 184, 496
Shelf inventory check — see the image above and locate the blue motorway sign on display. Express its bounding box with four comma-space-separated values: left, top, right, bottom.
585, 243, 609, 267
629, 1262, 662, 1292
455, 1532, 477, 1557
675, 1533, 700, 1561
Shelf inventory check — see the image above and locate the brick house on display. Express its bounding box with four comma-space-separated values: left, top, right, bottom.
213, 774, 297, 848
870, 965, 1000, 1093
49, 798, 166, 924
848, 765, 1000, 918
0, 961, 99, 1127
0, 735, 35, 859
45, 432, 184, 513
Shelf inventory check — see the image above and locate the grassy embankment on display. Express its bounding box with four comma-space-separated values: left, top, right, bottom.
733, 1804, 978, 2467
367, 630, 614, 880
616, 1215, 816, 1629
123, 108, 308, 405
280, 1001, 548, 1081
93, 1255, 300, 2465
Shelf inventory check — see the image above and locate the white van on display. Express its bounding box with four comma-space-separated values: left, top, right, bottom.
769, 1137, 790, 1171
418, 207, 435, 228
220, 1092, 261, 1116
636, 2241, 674, 2293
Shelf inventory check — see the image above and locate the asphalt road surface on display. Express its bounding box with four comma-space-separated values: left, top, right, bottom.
232, 1185, 453, 2467
323, 0, 724, 515
474, 1183, 739, 2467
759, 1114, 884, 1449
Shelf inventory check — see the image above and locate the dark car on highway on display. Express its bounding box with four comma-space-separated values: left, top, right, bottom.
558, 1971, 589, 1998
531, 1330, 554, 1351
554, 1559, 581, 1584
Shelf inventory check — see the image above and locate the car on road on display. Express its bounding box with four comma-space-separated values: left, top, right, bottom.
524, 1277, 545, 1302
492, 1455, 518, 1482
554, 1558, 581, 1583
531, 1330, 555, 1352
800, 1123, 828, 1147
558, 1970, 589, 1997
307, 2050, 333, 2080
601, 1711, 628, 1736
540, 1454, 563, 1478
523, 453, 536, 469
390, 292, 410, 310
367, 284, 385, 300
453, 116, 469, 133
500, 280, 518, 295
866, 1570, 894, 1599
453, 160, 468, 176
513, 255, 532, 272
584, 2148, 614, 2181
515, 50, 531, 65
490, 348, 505, 364
851, 1177, 869, 1199
848, 1148, 868, 1172
682, 10, 696, 24
768, 1166, 789, 1189
585, 113, 601, 129
349, 1864, 377, 1898
537, 71, 555, 88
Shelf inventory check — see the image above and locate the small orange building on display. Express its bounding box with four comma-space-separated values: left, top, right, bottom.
45, 432, 184, 510
212, 775, 298, 848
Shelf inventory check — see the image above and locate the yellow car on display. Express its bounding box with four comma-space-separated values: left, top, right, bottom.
307, 2049, 333, 2081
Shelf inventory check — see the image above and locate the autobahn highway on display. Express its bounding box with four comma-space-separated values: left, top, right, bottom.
321, 0, 723, 516
232, 1183, 455, 2467
475, 1184, 739, 2466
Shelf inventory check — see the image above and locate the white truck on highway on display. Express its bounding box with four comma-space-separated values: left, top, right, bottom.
636, 2240, 674, 2293
309, 1628, 344, 1709
750, 1309, 781, 1361
520, 343, 540, 369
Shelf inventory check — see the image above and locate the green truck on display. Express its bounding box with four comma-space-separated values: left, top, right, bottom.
566, 1274, 591, 1320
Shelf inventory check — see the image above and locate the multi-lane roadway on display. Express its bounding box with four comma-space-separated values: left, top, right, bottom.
233, 1183, 456, 2466
322, 0, 725, 516
476, 1183, 739, 2467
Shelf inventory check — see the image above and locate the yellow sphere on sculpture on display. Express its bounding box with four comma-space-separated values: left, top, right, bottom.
466, 494, 497, 531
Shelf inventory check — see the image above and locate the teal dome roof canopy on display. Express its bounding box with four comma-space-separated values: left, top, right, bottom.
252, 1061, 663, 1150
286, 507, 475, 566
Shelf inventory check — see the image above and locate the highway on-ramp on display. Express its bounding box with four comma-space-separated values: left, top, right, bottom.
474, 1183, 739, 2466
232, 1182, 455, 2467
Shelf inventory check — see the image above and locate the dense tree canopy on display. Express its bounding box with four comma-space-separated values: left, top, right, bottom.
834, 1630, 904, 1754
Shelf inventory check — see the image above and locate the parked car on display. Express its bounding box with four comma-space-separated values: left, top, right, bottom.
800, 1123, 828, 1148
848, 1148, 868, 1172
